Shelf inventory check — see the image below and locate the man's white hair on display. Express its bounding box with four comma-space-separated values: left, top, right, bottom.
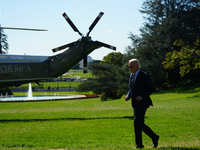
129, 59, 141, 68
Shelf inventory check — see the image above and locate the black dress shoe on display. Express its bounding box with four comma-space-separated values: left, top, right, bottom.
135, 145, 144, 149
153, 135, 159, 148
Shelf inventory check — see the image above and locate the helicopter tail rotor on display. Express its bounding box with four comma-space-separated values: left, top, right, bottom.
63, 13, 83, 37
94, 41, 116, 50
53, 12, 116, 73
52, 41, 77, 52
83, 52, 88, 73
86, 12, 104, 37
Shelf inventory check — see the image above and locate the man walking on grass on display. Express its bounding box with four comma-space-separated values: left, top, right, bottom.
125, 59, 159, 148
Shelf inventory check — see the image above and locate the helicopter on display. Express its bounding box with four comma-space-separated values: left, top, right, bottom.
0, 12, 116, 88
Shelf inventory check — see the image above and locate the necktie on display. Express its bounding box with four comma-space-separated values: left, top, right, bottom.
131, 74, 135, 89
131, 74, 135, 82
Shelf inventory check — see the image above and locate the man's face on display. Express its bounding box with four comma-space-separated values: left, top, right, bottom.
129, 61, 138, 73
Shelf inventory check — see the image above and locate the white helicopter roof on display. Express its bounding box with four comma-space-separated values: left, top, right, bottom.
0, 54, 49, 63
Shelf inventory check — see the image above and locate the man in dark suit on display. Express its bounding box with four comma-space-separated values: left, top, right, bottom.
125, 59, 159, 148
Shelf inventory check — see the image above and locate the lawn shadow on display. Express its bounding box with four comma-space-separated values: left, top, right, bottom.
187, 93, 200, 98
0, 116, 135, 123
155, 85, 200, 94
159, 146, 200, 150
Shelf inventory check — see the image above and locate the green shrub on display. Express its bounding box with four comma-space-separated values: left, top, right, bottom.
0, 88, 13, 95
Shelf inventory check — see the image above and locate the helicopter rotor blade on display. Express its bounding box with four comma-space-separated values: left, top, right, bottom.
83, 54, 88, 73
52, 41, 77, 53
62, 13, 83, 37
94, 41, 116, 50
86, 12, 104, 37
0, 27, 47, 31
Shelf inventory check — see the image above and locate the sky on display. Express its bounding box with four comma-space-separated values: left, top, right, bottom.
0, 0, 144, 60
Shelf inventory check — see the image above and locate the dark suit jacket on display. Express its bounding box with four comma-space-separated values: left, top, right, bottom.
127, 70, 154, 109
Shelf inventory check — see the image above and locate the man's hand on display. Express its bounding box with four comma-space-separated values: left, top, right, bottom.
125, 96, 130, 101
135, 96, 142, 101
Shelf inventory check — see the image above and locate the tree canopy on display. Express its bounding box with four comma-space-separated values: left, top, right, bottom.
0, 29, 9, 54
101, 52, 124, 67
163, 39, 200, 77
123, 0, 200, 86
78, 63, 129, 101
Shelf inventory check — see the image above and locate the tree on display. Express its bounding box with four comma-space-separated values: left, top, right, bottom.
124, 0, 200, 86
0, 29, 9, 54
0, 88, 13, 95
88, 60, 101, 70
78, 63, 129, 101
72, 63, 81, 69
163, 39, 200, 77
101, 52, 124, 67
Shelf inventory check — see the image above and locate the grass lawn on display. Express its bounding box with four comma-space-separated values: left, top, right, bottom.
0, 87, 200, 150
65, 70, 94, 78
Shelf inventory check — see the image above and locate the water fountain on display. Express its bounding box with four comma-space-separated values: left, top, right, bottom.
0, 83, 88, 102
28, 83, 33, 100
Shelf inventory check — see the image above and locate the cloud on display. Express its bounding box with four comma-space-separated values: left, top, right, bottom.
108, 30, 115, 33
